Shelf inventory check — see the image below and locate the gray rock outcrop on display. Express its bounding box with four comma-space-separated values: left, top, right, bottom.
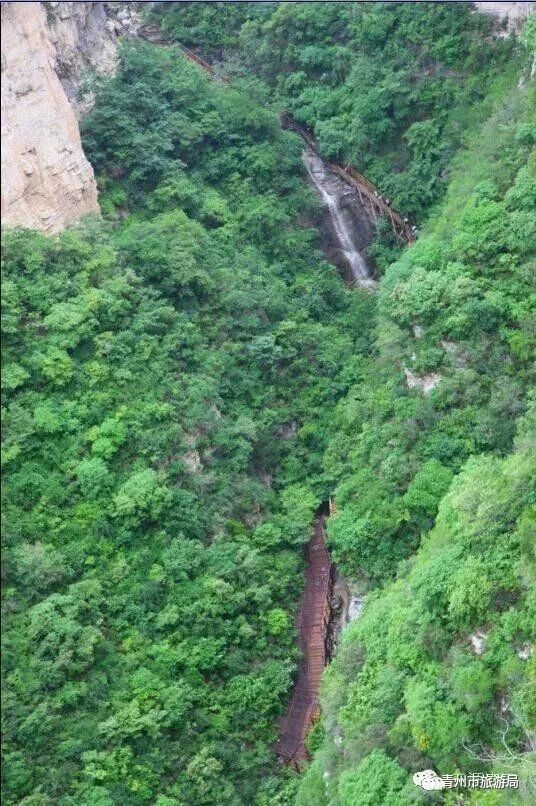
45, 1, 143, 116
474, 2, 533, 31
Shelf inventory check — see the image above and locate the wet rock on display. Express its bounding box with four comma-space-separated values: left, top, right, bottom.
302, 148, 376, 288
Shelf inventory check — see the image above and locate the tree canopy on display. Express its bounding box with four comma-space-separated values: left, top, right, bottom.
2, 5, 535, 804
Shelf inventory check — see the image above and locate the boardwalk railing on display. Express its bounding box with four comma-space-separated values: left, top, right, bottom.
138, 27, 232, 83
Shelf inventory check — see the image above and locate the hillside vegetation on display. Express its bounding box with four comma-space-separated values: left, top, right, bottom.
154, 1, 515, 219
2, 4, 535, 805
2, 46, 369, 805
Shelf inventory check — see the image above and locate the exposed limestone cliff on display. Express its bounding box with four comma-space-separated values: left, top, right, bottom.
45, 1, 142, 116
1, 2, 100, 232
474, 2, 533, 32
45, 1, 117, 117
1, 2, 143, 232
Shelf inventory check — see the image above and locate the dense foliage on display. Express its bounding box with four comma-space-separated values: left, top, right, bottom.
2, 4, 535, 805
322, 74, 536, 584
2, 45, 375, 805
153, 1, 515, 219
296, 28, 536, 804
298, 407, 535, 805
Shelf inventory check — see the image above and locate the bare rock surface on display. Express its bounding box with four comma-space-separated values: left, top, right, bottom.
45, 1, 117, 116
1, 2, 100, 232
475, 2, 533, 32
302, 148, 377, 288
470, 629, 489, 655
404, 367, 442, 395
46, 2, 143, 116
1, 2, 144, 233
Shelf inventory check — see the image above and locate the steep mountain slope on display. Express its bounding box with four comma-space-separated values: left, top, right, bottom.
2, 4, 535, 806
297, 47, 536, 805
153, 1, 517, 221
2, 43, 373, 805
299, 411, 535, 804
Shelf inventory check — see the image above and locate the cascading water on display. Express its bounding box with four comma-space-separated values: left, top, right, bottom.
303, 148, 375, 288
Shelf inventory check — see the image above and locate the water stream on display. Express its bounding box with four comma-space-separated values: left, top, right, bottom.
303, 148, 374, 287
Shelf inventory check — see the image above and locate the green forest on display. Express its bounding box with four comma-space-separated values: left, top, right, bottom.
2, 3, 535, 805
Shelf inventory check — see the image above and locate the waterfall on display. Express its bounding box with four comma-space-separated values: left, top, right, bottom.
303, 148, 374, 287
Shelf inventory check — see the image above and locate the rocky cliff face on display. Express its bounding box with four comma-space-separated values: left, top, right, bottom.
1, 2, 99, 232
1, 2, 141, 233
475, 2, 533, 31
45, 1, 118, 117
302, 149, 376, 287
45, 1, 143, 116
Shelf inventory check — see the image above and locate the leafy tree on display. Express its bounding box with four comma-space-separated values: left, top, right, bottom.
338, 750, 407, 806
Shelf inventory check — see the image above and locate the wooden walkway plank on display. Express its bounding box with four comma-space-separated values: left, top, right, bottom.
274, 517, 333, 768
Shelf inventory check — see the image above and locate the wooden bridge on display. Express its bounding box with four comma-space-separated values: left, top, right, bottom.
157, 39, 415, 244
274, 516, 333, 770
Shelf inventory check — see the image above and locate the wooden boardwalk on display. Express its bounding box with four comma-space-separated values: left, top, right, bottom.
274, 517, 333, 769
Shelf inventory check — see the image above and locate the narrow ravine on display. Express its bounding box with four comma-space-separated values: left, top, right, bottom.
275, 513, 367, 769
275, 145, 377, 771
